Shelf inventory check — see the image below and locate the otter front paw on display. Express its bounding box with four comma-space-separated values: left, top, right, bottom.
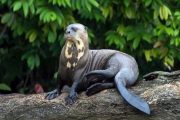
65, 93, 78, 105
45, 89, 60, 100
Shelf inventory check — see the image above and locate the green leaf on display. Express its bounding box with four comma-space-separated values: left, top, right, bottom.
144, 0, 152, 7
1, 0, 7, 4
159, 5, 171, 20
174, 11, 180, 16
175, 38, 180, 46
125, 7, 135, 19
144, 50, 152, 61
75, 0, 81, 9
49, 12, 57, 21
171, 38, 180, 46
127, 32, 136, 41
1, 13, 12, 24
173, 29, 179, 36
123, 0, 130, 7
35, 54, 40, 67
142, 34, 152, 43
89, 0, 99, 7
23, 1, 29, 17
117, 24, 126, 36
37, 7, 57, 23
0, 83, 11, 91
65, 0, 71, 7
26, 53, 40, 69
165, 27, 174, 36
29, 31, 37, 42
153, 9, 159, 19
21, 51, 32, 61
29, 4, 35, 14
29, 0, 34, 5
105, 31, 125, 50
39, 10, 48, 22
16, 25, 24, 35
159, 47, 168, 58
13, 1, 22, 11
164, 56, 174, 70
27, 55, 35, 70
48, 31, 57, 43
101, 6, 112, 18
132, 37, 141, 49
83, 0, 91, 11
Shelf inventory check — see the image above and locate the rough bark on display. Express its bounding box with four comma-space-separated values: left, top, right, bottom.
0, 71, 180, 120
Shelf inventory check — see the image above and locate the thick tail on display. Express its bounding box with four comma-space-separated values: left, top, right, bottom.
115, 77, 150, 114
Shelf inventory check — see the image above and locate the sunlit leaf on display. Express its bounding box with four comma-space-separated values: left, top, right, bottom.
13, 1, 22, 11
164, 56, 174, 70
144, 50, 152, 62
159, 5, 171, 20
89, 0, 99, 7
23, 1, 29, 17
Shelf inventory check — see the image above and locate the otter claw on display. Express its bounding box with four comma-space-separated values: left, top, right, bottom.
65, 93, 78, 105
45, 89, 59, 100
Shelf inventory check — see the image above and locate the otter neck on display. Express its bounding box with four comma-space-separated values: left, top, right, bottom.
64, 39, 88, 70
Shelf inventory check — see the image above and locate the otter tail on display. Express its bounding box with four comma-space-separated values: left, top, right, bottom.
115, 73, 150, 114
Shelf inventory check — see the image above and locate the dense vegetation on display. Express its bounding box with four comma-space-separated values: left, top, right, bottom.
0, 0, 180, 93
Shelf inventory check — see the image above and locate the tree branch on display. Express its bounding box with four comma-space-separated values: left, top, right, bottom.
0, 71, 180, 120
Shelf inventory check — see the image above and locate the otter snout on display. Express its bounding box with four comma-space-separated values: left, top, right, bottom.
64, 26, 78, 42
65, 26, 78, 34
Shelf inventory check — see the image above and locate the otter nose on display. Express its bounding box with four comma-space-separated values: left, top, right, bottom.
66, 30, 71, 34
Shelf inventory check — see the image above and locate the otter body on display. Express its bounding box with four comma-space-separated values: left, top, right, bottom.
45, 23, 150, 114
60, 49, 116, 85
60, 49, 138, 89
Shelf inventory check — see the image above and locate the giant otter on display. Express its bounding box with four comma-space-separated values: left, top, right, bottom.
45, 23, 150, 114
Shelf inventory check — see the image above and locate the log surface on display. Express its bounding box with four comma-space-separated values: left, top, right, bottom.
0, 71, 180, 120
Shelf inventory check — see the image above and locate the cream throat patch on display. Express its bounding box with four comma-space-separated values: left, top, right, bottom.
64, 38, 85, 69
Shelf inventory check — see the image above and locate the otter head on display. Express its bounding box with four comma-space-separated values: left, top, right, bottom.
64, 23, 89, 69
64, 23, 88, 44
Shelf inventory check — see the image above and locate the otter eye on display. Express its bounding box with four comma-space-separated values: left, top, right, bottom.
71, 27, 78, 32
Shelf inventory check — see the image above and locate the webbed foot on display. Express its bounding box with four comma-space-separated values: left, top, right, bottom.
65, 92, 78, 105
45, 89, 60, 100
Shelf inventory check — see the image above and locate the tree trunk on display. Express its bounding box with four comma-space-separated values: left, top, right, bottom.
0, 71, 180, 120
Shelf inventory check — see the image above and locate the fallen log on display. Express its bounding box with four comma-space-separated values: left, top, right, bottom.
0, 71, 180, 120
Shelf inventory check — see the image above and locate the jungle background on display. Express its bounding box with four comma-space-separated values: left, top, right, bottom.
0, 0, 180, 94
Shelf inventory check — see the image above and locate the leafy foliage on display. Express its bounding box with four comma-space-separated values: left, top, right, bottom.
0, 83, 11, 91
0, 0, 180, 93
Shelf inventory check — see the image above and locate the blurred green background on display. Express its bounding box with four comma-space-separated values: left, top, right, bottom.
0, 0, 180, 94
